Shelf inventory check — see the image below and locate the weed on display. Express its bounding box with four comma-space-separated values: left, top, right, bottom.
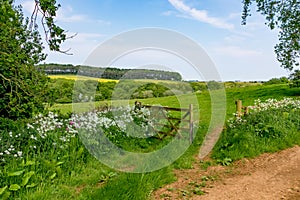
216, 158, 233, 166
200, 160, 214, 170
192, 187, 205, 195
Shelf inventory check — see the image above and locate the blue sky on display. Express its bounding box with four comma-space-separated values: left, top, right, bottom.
17, 0, 292, 81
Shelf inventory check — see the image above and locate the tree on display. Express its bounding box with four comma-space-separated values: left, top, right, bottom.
242, 0, 300, 71
0, 0, 66, 119
289, 69, 300, 87
264, 76, 289, 85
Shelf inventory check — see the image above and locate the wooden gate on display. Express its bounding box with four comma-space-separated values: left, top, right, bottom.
137, 103, 194, 143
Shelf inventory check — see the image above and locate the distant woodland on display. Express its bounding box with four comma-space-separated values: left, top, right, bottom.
36, 63, 182, 81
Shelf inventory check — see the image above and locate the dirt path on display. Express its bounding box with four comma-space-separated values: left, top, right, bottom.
152, 146, 300, 200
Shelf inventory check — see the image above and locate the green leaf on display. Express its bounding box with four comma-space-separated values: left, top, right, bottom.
21, 160, 36, 167
0, 186, 8, 195
24, 160, 35, 167
108, 172, 117, 178
26, 183, 37, 188
1, 191, 11, 200
7, 170, 24, 177
50, 173, 57, 180
55, 161, 64, 166
9, 184, 21, 191
21, 171, 35, 186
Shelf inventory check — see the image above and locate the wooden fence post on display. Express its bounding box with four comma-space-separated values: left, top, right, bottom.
189, 104, 193, 144
236, 100, 242, 117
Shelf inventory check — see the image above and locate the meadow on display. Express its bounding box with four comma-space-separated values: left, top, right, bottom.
0, 82, 299, 200
47, 75, 195, 103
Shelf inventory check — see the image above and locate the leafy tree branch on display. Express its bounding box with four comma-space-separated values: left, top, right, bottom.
29, 0, 76, 54
242, 0, 300, 70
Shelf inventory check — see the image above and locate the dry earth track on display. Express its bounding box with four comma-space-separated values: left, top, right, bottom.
152, 146, 300, 200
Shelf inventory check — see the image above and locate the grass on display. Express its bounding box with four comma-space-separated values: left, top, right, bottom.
89, 168, 176, 200
2, 83, 300, 200
52, 84, 300, 123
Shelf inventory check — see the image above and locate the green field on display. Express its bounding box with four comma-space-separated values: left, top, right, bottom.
1, 84, 299, 200
52, 83, 299, 119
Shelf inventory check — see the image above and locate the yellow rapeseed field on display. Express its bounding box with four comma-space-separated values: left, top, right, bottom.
48, 75, 119, 82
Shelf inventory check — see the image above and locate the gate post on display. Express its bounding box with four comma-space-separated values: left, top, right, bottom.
189, 104, 193, 144
235, 100, 242, 117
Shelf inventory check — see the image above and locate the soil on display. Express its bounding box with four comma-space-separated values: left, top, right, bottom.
152, 145, 300, 200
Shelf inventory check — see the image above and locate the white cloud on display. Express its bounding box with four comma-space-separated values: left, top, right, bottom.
214, 46, 262, 57
168, 0, 234, 30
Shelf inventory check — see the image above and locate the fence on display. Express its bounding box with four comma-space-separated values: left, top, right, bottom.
235, 100, 249, 117
135, 102, 194, 143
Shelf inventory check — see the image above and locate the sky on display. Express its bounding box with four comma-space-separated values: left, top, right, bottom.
16, 0, 293, 81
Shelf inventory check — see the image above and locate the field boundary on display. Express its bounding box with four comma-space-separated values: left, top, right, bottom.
136, 102, 194, 143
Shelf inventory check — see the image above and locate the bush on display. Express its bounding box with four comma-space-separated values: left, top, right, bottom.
264, 77, 289, 85
0, 2, 49, 119
207, 81, 224, 90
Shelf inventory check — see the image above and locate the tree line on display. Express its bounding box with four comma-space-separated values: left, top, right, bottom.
36, 63, 182, 81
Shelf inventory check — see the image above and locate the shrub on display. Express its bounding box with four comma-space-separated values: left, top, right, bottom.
0, 2, 49, 119
207, 81, 224, 90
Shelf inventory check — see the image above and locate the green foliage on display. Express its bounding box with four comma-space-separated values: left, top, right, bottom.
264, 77, 289, 85
131, 83, 169, 98
289, 69, 300, 87
0, 113, 94, 199
46, 78, 117, 103
96, 81, 116, 101
30, 1, 68, 52
207, 80, 224, 90
47, 78, 193, 103
242, 0, 300, 70
0, 1, 50, 119
212, 99, 300, 161
189, 81, 207, 92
